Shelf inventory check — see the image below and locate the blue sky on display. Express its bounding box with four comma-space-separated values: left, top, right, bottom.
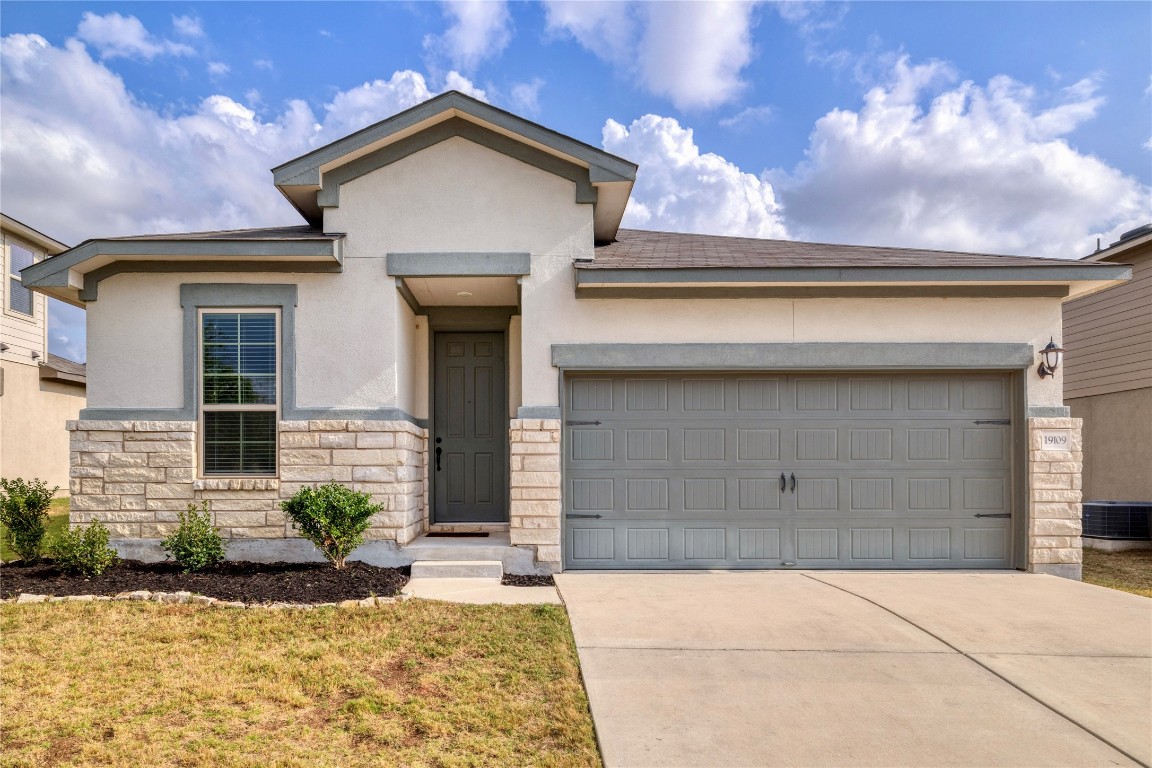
2, 1, 1149, 362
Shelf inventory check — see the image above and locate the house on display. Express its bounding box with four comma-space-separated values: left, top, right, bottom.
1062, 224, 1151, 530
1, 214, 87, 493
20, 92, 1129, 577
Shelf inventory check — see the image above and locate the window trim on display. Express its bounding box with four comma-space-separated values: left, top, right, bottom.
197, 307, 281, 478
4, 238, 40, 321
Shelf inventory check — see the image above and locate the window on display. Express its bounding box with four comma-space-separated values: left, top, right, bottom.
200, 310, 278, 475
7, 241, 35, 316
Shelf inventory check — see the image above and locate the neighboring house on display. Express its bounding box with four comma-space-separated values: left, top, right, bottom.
1, 214, 87, 493
1063, 225, 1152, 504
21, 92, 1129, 578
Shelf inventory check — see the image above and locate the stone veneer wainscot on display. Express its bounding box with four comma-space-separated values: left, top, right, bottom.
68, 419, 427, 545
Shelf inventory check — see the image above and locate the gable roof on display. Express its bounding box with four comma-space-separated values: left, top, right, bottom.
272, 91, 637, 242
575, 229, 1130, 300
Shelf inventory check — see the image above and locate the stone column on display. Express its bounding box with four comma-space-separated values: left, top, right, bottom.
508, 418, 562, 567
1027, 416, 1084, 579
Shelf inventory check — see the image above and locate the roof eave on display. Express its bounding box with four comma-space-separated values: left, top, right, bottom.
1, 214, 69, 254
272, 91, 637, 185
39, 365, 86, 386
21, 236, 344, 306
574, 264, 1132, 300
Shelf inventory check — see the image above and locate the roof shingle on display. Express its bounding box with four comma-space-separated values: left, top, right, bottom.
585, 229, 1103, 270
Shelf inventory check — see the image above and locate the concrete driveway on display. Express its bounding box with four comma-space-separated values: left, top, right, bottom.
554, 572, 1152, 768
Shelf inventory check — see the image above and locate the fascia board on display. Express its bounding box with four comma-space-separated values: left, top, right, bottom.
272, 91, 637, 188
574, 264, 1133, 286
21, 238, 342, 288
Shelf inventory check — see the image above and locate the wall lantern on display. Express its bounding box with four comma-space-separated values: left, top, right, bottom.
1037, 338, 1065, 379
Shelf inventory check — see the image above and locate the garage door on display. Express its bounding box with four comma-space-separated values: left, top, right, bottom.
563, 372, 1015, 569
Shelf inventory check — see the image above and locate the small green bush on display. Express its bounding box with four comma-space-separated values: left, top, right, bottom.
47, 520, 119, 576
161, 501, 226, 572
280, 483, 381, 569
0, 477, 60, 562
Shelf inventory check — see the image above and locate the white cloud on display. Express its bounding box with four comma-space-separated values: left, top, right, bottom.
442, 70, 489, 101
602, 114, 788, 238
75, 12, 194, 60
774, 1, 850, 69
207, 61, 230, 78
510, 77, 544, 114
773, 56, 1151, 257
545, 1, 759, 110
172, 15, 203, 38
425, 0, 512, 72
254, 58, 274, 71
48, 301, 86, 363
0, 32, 486, 245
719, 105, 775, 130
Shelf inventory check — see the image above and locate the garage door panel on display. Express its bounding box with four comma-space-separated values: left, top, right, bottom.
564, 372, 1014, 570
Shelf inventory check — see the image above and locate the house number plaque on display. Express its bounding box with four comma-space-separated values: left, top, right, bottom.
1038, 430, 1072, 450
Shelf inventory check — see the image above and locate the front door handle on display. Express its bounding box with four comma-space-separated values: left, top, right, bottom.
790, 473, 797, 493
779, 473, 786, 493
435, 446, 442, 471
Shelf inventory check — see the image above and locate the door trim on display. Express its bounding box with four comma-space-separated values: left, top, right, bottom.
428, 315, 512, 525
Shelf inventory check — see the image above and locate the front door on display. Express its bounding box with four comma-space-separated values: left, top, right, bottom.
433, 332, 509, 523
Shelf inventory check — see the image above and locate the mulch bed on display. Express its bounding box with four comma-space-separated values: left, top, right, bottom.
0, 560, 409, 603
501, 573, 555, 587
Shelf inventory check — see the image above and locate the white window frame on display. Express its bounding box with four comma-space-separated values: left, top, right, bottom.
3, 237, 39, 321
197, 307, 281, 478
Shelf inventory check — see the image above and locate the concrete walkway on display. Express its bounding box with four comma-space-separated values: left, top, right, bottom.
404, 577, 561, 605
555, 572, 1152, 768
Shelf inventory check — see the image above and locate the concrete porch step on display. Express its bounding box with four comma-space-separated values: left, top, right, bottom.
410, 560, 504, 579
404, 532, 512, 562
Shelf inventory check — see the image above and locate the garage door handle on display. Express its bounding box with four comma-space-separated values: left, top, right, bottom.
974, 513, 1010, 518
790, 473, 797, 493
780, 473, 786, 492
566, 514, 603, 519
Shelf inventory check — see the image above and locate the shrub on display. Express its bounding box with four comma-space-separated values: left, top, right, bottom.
47, 520, 119, 576
161, 501, 226, 572
0, 477, 59, 562
280, 483, 381, 569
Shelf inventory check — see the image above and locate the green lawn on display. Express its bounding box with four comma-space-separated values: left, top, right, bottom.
0, 497, 70, 563
0, 600, 601, 767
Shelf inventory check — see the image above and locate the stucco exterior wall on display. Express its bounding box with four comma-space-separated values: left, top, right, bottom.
395, 298, 428, 420
86, 267, 400, 412
0, 361, 85, 492
323, 136, 594, 257
520, 261, 1068, 409
85, 138, 595, 415
1068, 387, 1152, 501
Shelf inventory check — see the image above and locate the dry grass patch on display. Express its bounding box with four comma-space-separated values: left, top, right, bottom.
1082, 547, 1152, 598
1, 600, 601, 767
